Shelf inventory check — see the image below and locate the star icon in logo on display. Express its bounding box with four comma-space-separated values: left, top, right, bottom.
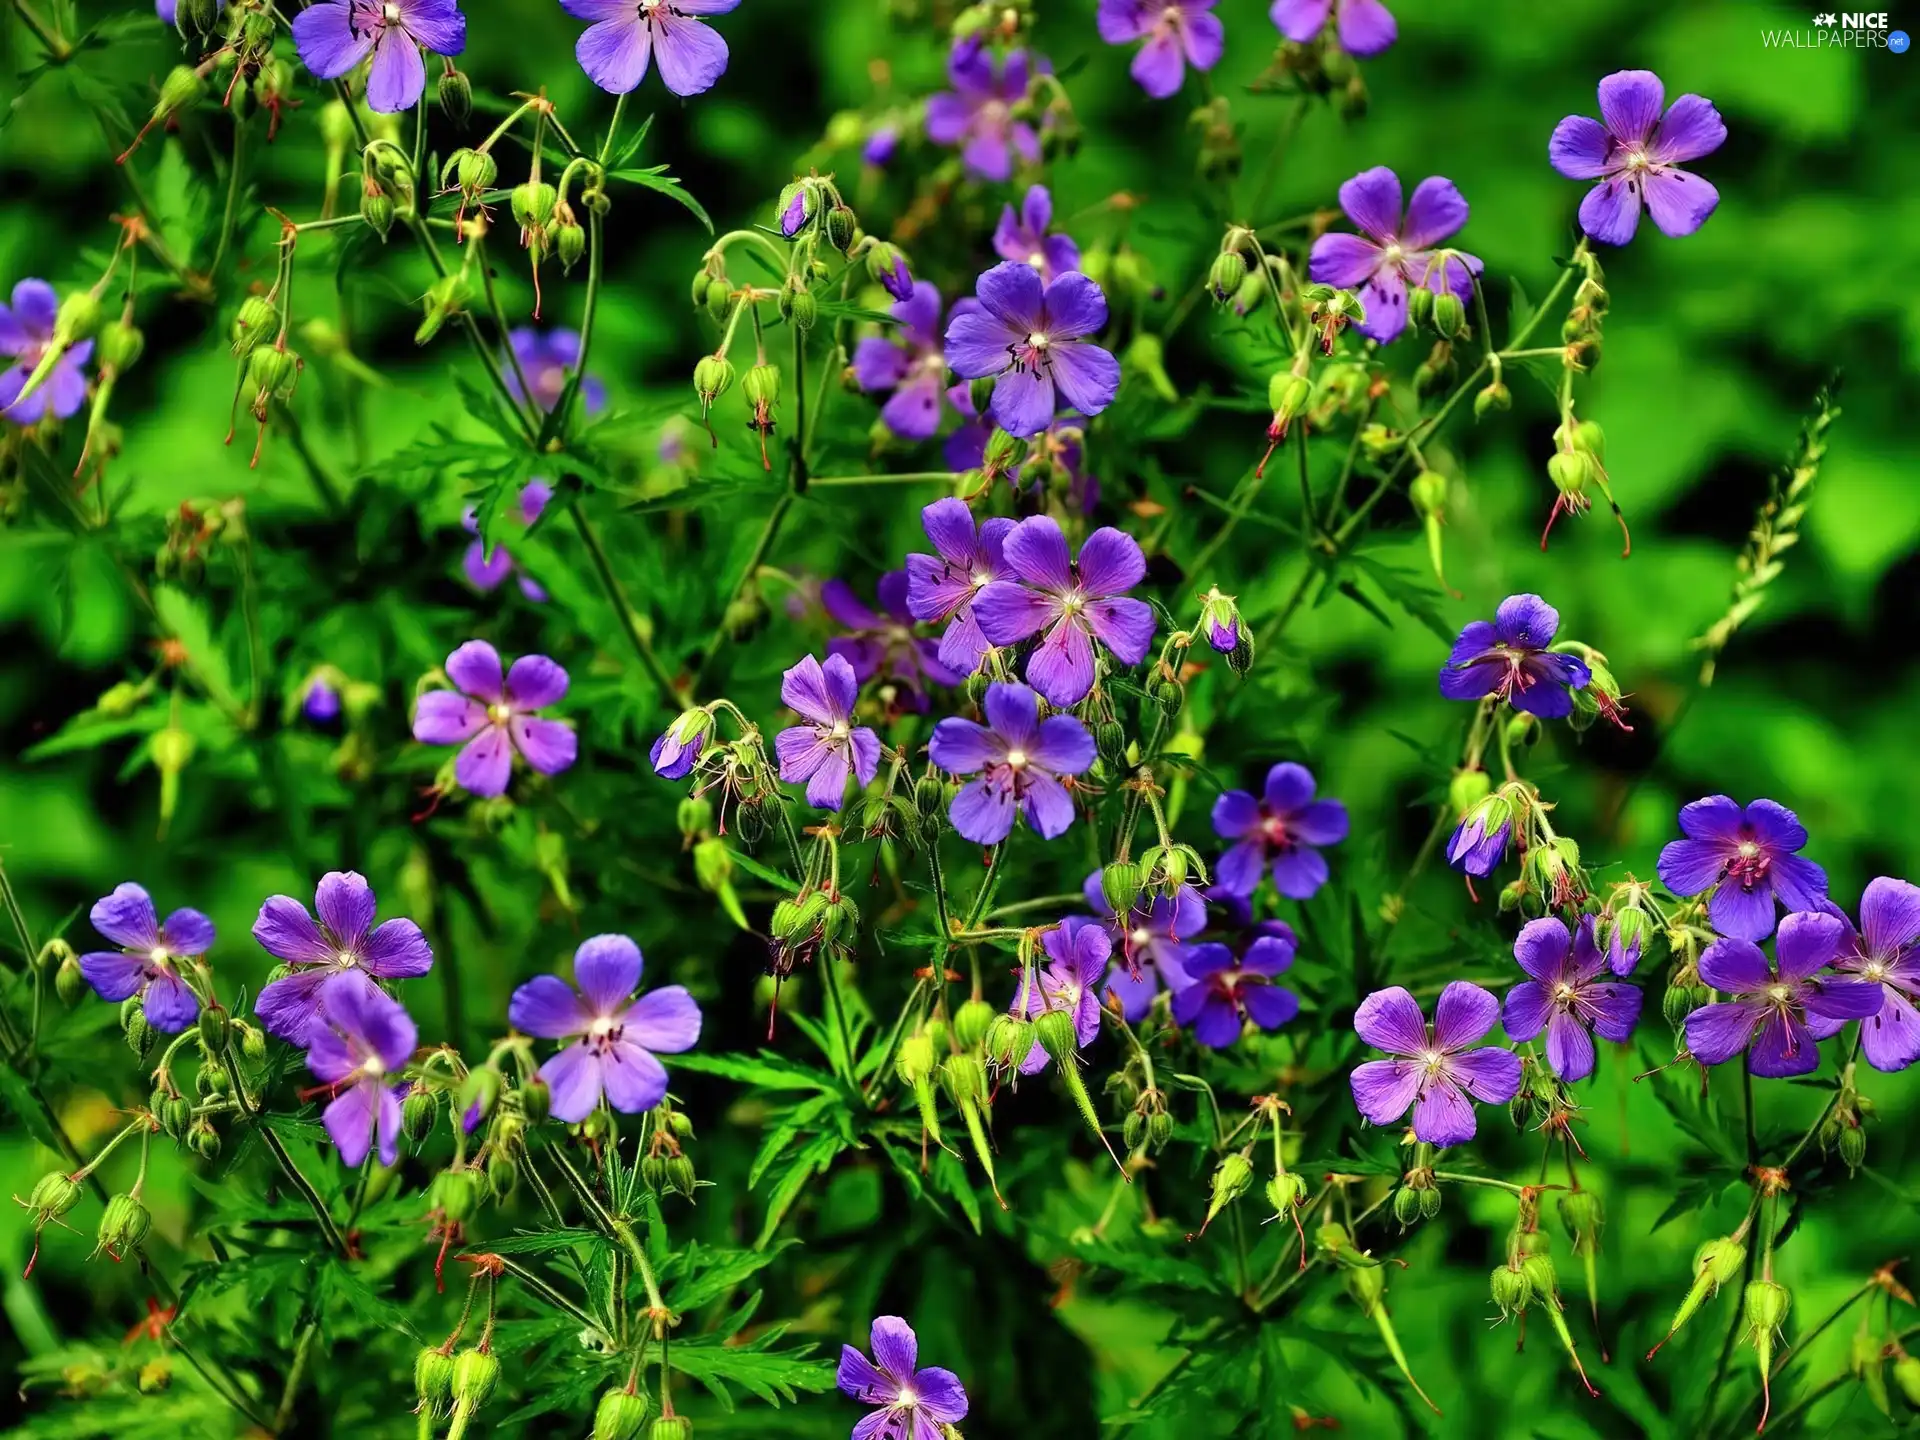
1812, 11, 1837, 24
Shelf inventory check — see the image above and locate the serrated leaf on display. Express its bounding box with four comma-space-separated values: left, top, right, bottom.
756, 1132, 847, 1248
607, 165, 712, 232
152, 584, 237, 711
747, 1091, 838, 1188
665, 1238, 795, 1312
479, 1226, 609, 1256
671, 1050, 838, 1093
668, 1325, 834, 1409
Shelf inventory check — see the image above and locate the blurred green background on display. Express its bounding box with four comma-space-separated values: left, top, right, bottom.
2, 0, 1917, 1435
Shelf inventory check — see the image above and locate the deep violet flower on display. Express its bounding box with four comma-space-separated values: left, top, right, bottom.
1012, 917, 1112, 1074
1173, 926, 1300, 1049
944, 388, 1098, 514
648, 708, 709, 781
1349, 982, 1521, 1146
1806, 878, 1920, 1073
1550, 70, 1725, 246
1657, 796, 1829, 943
852, 282, 960, 442
863, 125, 899, 167
1308, 168, 1482, 345
301, 676, 342, 723
927, 681, 1094, 844
822, 571, 962, 714
1212, 763, 1349, 901
837, 1315, 969, 1440
971, 516, 1154, 705
506, 327, 607, 415
1084, 868, 1205, 1020
1502, 916, 1642, 1082
462, 479, 552, 600
561, 0, 737, 98
507, 934, 701, 1121
1270, 0, 1395, 55
306, 982, 415, 1167
945, 263, 1121, 439
253, 871, 433, 1044
1437, 593, 1591, 719
993, 185, 1081, 283
925, 40, 1042, 183
77, 883, 208, 1033
1097, 0, 1223, 99
1446, 795, 1512, 878
904, 498, 1015, 677
412, 641, 578, 797
1684, 911, 1883, 1078
1, 280, 93, 426
774, 653, 881, 812
291, 0, 466, 114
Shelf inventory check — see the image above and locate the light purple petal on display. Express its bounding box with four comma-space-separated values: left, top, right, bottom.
1269, 845, 1328, 900
1410, 1074, 1478, 1146
455, 726, 515, 797
510, 716, 578, 776
538, 1043, 605, 1123
1748, 1010, 1819, 1079
91, 883, 161, 951
574, 934, 643, 1015
1709, 881, 1777, 944
505, 654, 569, 711
838, 1344, 896, 1405
1337, 166, 1402, 242
255, 969, 335, 1043
950, 778, 1015, 844
990, 366, 1054, 439
869, 1317, 919, 1385
779, 654, 840, 727
1578, 178, 1641, 246
1399, 177, 1468, 250
929, 717, 1003, 776
1642, 167, 1719, 239
291, 0, 374, 79
1432, 980, 1499, 1051
1512, 917, 1571, 984
1336, 0, 1396, 55
625, 985, 701, 1053
1544, 1010, 1595, 1082
1860, 990, 1920, 1073
1775, 909, 1846, 983
445, 640, 504, 703
253, 895, 333, 966
1657, 838, 1728, 897
510, 974, 590, 1039
1697, 937, 1772, 993
1047, 341, 1120, 417
361, 918, 432, 979
1024, 618, 1096, 704
1350, 1057, 1420, 1127
1449, 1045, 1522, 1104
975, 261, 1047, 333
364, 27, 427, 113
78, 950, 147, 1003
1354, 985, 1427, 1055
1021, 771, 1077, 839
1030, 715, 1095, 774
1503, 980, 1551, 1042
1212, 790, 1258, 840
1685, 1000, 1759, 1065
1269, 0, 1331, 43
323, 1082, 378, 1167
1650, 93, 1727, 164
1308, 233, 1381, 290
805, 747, 855, 810
652, 11, 729, 97
1597, 69, 1665, 145
1549, 115, 1611, 180
415, 690, 488, 746
315, 872, 376, 951
1861, 877, 1920, 960
600, 1038, 669, 1111
576, 16, 652, 94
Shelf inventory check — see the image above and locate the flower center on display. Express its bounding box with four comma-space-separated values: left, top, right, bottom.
970, 567, 994, 587
360, 1054, 387, 1078
1765, 983, 1792, 1004
1418, 1048, 1446, 1074
150, 945, 171, 965
1259, 813, 1291, 849
1862, 961, 1887, 982
1727, 837, 1772, 889
895, 1383, 920, 1409
1005, 748, 1029, 770
1553, 982, 1577, 1003
1027, 331, 1050, 351
1060, 588, 1086, 616
829, 721, 850, 740
1381, 242, 1405, 266
382, 0, 401, 20
336, 950, 358, 969
1623, 147, 1652, 173
1027, 250, 1046, 270
487, 702, 513, 726
1130, 926, 1152, 947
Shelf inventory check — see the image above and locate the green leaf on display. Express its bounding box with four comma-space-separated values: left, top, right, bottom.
756, 1131, 847, 1248
665, 1238, 795, 1312
669, 1323, 835, 1408
0, 1062, 60, 1151
671, 1050, 838, 1093
747, 1091, 838, 1187
479, 1227, 609, 1256
608, 165, 713, 232
722, 844, 802, 893
152, 584, 238, 712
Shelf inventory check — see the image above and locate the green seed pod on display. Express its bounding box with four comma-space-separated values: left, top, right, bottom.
27, 1172, 81, 1224
1406, 284, 1434, 328
594, 1388, 652, 1440
456, 1067, 501, 1130
667, 1155, 697, 1198
1100, 862, 1143, 915
1547, 450, 1589, 499
122, 999, 154, 1061
649, 1418, 694, 1440
451, 1348, 500, 1409
705, 277, 733, 320
1266, 1172, 1306, 1213
56, 952, 89, 1006
162, 1094, 194, 1137
246, 344, 298, 397
1893, 1355, 1920, 1410
1033, 1007, 1079, 1062
486, 1153, 519, 1197
914, 772, 947, 819
1662, 983, 1695, 1029
1095, 720, 1127, 769
415, 1347, 456, 1414
519, 1079, 551, 1126
1744, 1278, 1790, 1336
982, 1012, 1033, 1071
96, 1192, 151, 1259
953, 998, 995, 1051
1203, 1152, 1254, 1232
1432, 291, 1466, 339
641, 1155, 668, 1191
1208, 250, 1249, 302
434, 1168, 484, 1224
401, 1086, 440, 1143
240, 1025, 267, 1065
1392, 1186, 1423, 1227
1154, 679, 1184, 719
437, 67, 472, 125
1473, 380, 1512, 418
1557, 1188, 1602, 1240
788, 288, 818, 331
1409, 470, 1448, 518
940, 1053, 988, 1109
741, 363, 780, 408
1490, 1264, 1532, 1315
1417, 1185, 1441, 1220
896, 1031, 936, 1085
1123, 1110, 1146, 1151
197, 1004, 230, 1054
189, 1119, 221, 1159
557, 218, 588, 272
511, 181, 558, 230
360, 184, 396, 240
231, 294, 279, 355
1147, 1110, 1173, 1147
1838, 1124, 1866, 1172
99, 320, 145, 372
156, 64, 205, 117
1519, 1250, 1556, 1299
457, 149, 498, 194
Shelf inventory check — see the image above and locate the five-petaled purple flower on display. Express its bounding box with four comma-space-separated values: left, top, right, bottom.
507, 934, 702, 1121
1807, 879, 1920, 1074
462, 480, 551, 600
837, 1315, 969, 1440
928, 681, 1094, 844
1502, 916, 1642, 1082
1212, 762, 1349, 901
1013, 917, 1112, 1074
904, 498, 1015, 677
253, 870, 434, 1044
291, 0, 466, 114
945, 263, 1120, 439
1657, 796, 1829, 943
78, 883, 208, 1033
853, 282, 961, 443
306, 981, 415, 1167
1, 280, 92, 426
1097, 0, 1223, 99
1173, 925, 1301, 1049
1308, 168, 1482, 346
1550, 70, 1725, 246
1085, 868, 1205, 1020
971, 516, 1153, 705
413, 641, 578, 798
1684, 911, 1883, 1078
1438, 594, 1590, 719
1350, 982, 1522, 1146
1270, 0, 1395, 55
562, 0, 737, 98
925, 40, 1042, 182
822, 571, 961, 715
992, 185, 1081, 283
774, 653, 880, 812
506, 327, 607, 415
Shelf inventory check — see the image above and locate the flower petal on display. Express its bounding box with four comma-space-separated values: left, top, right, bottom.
600, 1038, 669, 1111
505, 654, 569, 711
315, 871, 376, 951
255, 968, 335, 1043
1748, 1010, 1820, 1078
1047, 340, 1120, 418
291, 0, 374, 79
415, 689, 488, 744
1433, 981, 1500, 1050
838, 1344, 896, 1404
950, 778, 1015, 844
538, 1043, 605, 1123
1503, 980, 1551, 1043
1578, 177, 1641, 246
779, 654, 839, 727
1544, 1010, 1595, 1082
975, 261, 1046, 333
575, 16, 652, 93
323, 1081, 378, 1167
1513, 917, 1572, 983
1685, 999, 1758, 1065
1308, 232, 1382, 290
1450, 1045, 1523, 1104
1337, 166, 1403, 241
625, 985, 701, 1053
1652, 93, 1726, 164
1336, 0, 1396, 55
91, 883, 160, 951
78, 950, 147, 1003
1030, 714, 1095, 774
1410, 1074, 1478, 1146
1020, 771, 1077, 839
1349, 1057, 1420, 1126
1775, 909, 1846, 982
1698, 937, 1771, 993
1084, 596, 1156, 666
364, 27, 427, 112
1642, 166, 1719, 239
652, 12, 729, 97
1269, 0, 1332, 44
1597, 69, 1665, 144
445, 640, 504, 703
990, 366, 1054, 438
1024, 617, 1096, 704
361, 918, 432, 979
1354, 985, 1427, 1055
1548, 114, 1612, 180
510, 716, 578, 776
509, 974, 589, 1039
1269, 845, 1328, 900
870, 1317, 919, 1385
1398, 176, 1469, 250
1861, 876, 1920, 960
1658, 838, 1728, 897
574, 934, 643, 1015
1860, 989, 1920, 1074
1041, 272, 1109, 341
1709, 880, 1778, 944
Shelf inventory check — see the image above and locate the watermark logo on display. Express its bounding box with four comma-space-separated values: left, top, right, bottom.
1762, 9, 1906, 46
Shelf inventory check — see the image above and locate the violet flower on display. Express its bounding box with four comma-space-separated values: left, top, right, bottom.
412, 641, 578, 798
77, 883, 208, 1033
1438, 593, 1591, 719
301, 676, 342, 724
291, 0, 466, 114
306, 981, 415, 1167
971, 516, 1154, 705
837, 1315, 969, 1440
904, 498, 1015, 677
1097, 0, 1223, 99
863, 125, 899, 167
944, 388, 1098, 513
1806, 879, 1920, 1073
1, 280, 92, 426
993, 185, 1081, 282
822, 571, 962, 714
945, 262, 1121, 438
1173, 926, 1300, 1049
462, 479, 551, 600
1270, 0, 1395, 55
562, 0, 736, 97
925, 40, 1042, 182
1685, 911, 1883, 1078
1446, 799, 1511, 878
507, 934, 702, 1121
1502, 916, 1642, 1082
253, 870, 433, 1044
1550, 70, 1725, 246
648, 710, 708, 781
774, 653, 880, 812
505, 327, 607, 415
1084, 868, 1205, 1020
1657, 796, 1829, 942
1212, 762, 1349, 901
852, 282, 959, 442
1349, 982, 1521, 1146
1308, 168, 1482, 345
1013, 917, 1112, 1074
927, 680, 1094, 844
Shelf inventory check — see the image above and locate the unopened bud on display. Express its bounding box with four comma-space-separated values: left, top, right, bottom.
953, 999, 995, 1051
595, 1388, 651, 1440
95, 1192, 151, 1259
1100, 862, 1143, 916
742, 363, 780, 407
1432, 291, 1466, 339
1491, 1264, 1532, 1315
437, 68, 472, 125
1208, 251, 1248, 302
1203, 1152, 1254, 1232
512, 182, 558, 230
451, 1347, 500, 1408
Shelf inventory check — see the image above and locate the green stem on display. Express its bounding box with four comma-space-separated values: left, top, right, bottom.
567, 498, 681, 703
211, 113, 247, 280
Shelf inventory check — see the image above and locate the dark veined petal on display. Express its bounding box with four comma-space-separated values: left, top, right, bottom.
1354, 985, 1427, 1055
1432, 980, 1500, 1051
1349, 1057, 1420, 1127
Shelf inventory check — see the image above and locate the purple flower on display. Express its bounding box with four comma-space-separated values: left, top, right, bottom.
1270, 0, 1395, 55
904, 499, 1015, 678
1173, 926, 1300, 1049
1, 280, 92, 426
1684, 911, 1884, 1078
562, 0, 736, 97
301, 676, 342, 724
1308, 168, 1482, 346
649, 711, 708, 781
1013, 917, 1112, 1074
1349, 982, 1521, 1146
291, 0, 466, 113
1502, 916, 1642, 1082
1806, 879, 1920, 1073
1550, 70, 1725, 246
508, 934, 701, 1121
1445, 803, 1511, 878
928, 681, 1094, 844
945, 263, 1120, 439
306, 982, 415, 1167
779, 187, 813, 238
1097, 0, 1223, 99
852, 282, 960, 443
462, 479, 552, 600
253, 871, 433, 1044
774, 654, 881, 812
837, 1315, 969, 1440
992, 185, 1081, 282
1657, 796, 1829, 943
971, 516, 1154, 705
1437, 594, 1591, 719
925, 40, 1043, 182
412, 641, 578, 798
1084, 868, 1205, 1020
822, 571, 962, 715
1212, 763, 1349, 901
77, 883, 208, 1034
506, 327, 607, 415
863, 125, 899, 167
